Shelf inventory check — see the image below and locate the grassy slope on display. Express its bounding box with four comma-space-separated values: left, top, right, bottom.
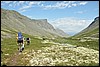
59, 27, 99, 50
73, 28, 99, 38
1, 30, 54, 66
52, 37, 99, 51
1, 29, 99, 66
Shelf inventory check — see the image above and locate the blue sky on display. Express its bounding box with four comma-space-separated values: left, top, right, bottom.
1, 1, 99, 35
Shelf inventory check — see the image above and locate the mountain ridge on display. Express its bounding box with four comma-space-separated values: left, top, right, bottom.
1, 8, 69, 39
73, 17, 99, 38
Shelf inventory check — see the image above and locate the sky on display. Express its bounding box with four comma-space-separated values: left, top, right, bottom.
1, 1, 99, 36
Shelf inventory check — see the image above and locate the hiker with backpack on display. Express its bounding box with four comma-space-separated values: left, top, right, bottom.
26, 37, 30, 45
16, 32, 24, 52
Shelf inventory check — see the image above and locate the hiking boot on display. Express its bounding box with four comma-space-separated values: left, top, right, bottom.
20, 50, 22, 52
22, 48, 24, 51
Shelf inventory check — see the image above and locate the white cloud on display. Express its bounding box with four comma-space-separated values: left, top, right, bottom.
29, 2, 35, 5
8, 4, 12, 7
29, 1, 42, 5
41, 1, 88, 10
41, 4, 44, 7
68, 5, 71, 8
3, 1, 12, 4
1, 2, 4, 6
19, 1, 43, 12
6, 1, 25, 7
50, 17, 92, 35
1, 1, 88, 10
19, 1, 25, 4
43, 5, 54, 9
79, 1, 88, 5
19, 5, 32, 10
13, 1, 17, 4
55, 1, 68, 8
16, 1, 25, 6
42, 1, 72, 9
72, 3, 77, 6
1, 1, 12, 6
1, 1, 43, 11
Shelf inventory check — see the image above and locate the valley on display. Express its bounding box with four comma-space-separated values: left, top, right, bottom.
1, 8, 99, 66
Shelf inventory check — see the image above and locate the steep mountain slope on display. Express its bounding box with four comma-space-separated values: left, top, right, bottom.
73, 17, 99, 38
55, 28, 70, 37
1, 8, 69, 39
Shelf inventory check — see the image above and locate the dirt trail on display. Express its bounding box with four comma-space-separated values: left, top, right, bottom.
8, 51, 21, 66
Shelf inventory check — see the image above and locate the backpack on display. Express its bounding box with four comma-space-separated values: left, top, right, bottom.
18, 32, 23, 40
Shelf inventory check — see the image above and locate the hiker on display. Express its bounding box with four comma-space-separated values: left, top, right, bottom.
26, 37, 30, 45
16, 32, 24, 52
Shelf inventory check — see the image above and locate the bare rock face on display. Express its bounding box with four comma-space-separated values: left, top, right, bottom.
1, 8, 69, 38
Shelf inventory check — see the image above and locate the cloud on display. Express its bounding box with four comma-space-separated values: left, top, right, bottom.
2, 1, 12, 4
16, 1, 25, 6
29, 2, 35, 5
41, 1, 74, 9
68, 5, 71, 8
13, 1, 17, 4
19, 5, 32, 10
72, 3, 77, 6
8, 4, 12, 7
1, 1, 43, 11
19, 1, 43, 12
42, 5, 54, 9
79, 1, 88, 5
1, 1, 12, 6
1, 2, 4, 6
19, 1, 25, 4
2, 1, 25, 7
50, 17, 92, 35
41, 1, 88, 10
1, 1, 88, 11
29, 1, 42, 5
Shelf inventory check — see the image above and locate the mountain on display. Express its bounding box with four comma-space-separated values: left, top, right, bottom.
55, 28, 69, 37
73, 17, 99, 38
1, 8, 69, 40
